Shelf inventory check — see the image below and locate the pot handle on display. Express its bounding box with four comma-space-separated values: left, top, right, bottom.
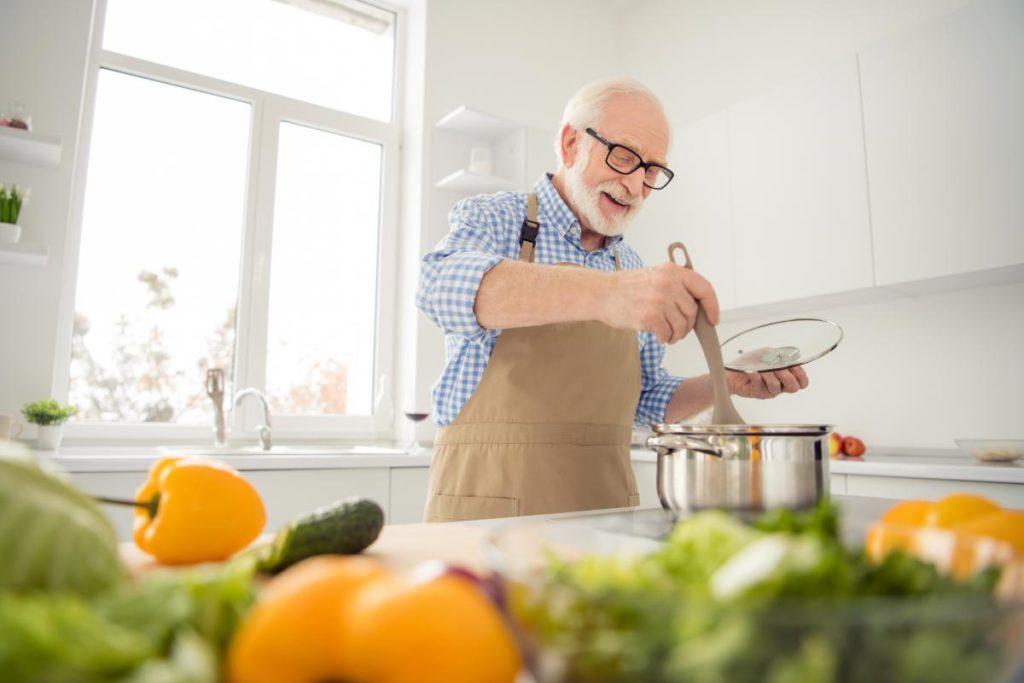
646, 434, 723, 458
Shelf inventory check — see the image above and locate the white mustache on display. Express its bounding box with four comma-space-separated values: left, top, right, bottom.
597, 183, 639, 207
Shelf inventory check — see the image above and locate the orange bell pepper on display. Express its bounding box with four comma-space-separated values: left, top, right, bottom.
132, 456, 266, 565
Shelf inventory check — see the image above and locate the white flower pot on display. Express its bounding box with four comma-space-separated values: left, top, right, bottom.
36, 424, 64, 451
0, 222, 21, 244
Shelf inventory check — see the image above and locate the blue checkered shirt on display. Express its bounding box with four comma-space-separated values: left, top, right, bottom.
417, 174, 684, 426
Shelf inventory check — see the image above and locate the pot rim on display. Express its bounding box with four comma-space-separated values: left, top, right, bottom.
650, 423, 833, 437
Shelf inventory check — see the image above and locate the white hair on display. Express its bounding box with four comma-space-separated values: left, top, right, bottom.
554, 77, 668, 162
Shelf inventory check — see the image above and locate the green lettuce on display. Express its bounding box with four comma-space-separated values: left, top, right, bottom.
514, 502, 1011, 683
0, 444, 123, 597
0, 558, 256, 682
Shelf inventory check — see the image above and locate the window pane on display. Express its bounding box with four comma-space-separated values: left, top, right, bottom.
266, 122, 381, 416
70, 70, 249, 424
103, 0, 395, 122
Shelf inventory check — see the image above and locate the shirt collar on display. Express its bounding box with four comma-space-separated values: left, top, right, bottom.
533, 173, 625, 249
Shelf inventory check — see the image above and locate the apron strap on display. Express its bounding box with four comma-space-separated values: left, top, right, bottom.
613, 247, 621, 271
518, 193, 539, 262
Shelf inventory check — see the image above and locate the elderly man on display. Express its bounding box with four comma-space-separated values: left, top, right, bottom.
416, 78, 808, 522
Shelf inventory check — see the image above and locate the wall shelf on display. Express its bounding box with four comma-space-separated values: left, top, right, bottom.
434, 169, 519, 193
0, 242, 48, 267
0, 126, 62, 166
435, 106, 521, 141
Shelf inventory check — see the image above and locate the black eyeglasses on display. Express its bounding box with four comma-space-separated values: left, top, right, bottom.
584, 128, 674, 190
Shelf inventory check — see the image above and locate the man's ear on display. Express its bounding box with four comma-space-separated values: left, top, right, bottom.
559, 124, 579, 167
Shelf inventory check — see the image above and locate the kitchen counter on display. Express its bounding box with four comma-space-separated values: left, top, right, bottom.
631, 447, 1024, 485
44, 444, 1024, 486
829, 452, 1024, 484
41, 445, 433, 472
340, 495, 898, 573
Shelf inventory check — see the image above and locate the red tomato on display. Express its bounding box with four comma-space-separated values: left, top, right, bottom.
842, 436, 866, 457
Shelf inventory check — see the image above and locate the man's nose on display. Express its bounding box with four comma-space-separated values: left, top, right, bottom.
620, 167, 646, 198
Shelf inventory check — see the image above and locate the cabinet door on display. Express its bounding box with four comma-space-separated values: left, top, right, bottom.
631, 460, 660, 509
860, 0, 1024, 285
244, 469, 390, 533
72, 472, 148, 542
728, 56, 873, 307
845, 475, 1024, 508
389, 467, 430, 524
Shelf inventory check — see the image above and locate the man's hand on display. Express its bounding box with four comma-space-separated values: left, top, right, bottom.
727, 367, 809, 399
603, 264, 720, 344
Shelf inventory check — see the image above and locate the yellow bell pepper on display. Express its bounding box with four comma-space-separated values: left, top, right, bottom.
132, 456, 266, 565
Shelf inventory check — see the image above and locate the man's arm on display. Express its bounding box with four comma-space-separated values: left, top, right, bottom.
419, 193, 720, 344
476, 259, 721, 344
662, 368, 811, 423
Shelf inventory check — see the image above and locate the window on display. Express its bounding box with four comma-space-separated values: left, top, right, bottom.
65, 0, 400, 440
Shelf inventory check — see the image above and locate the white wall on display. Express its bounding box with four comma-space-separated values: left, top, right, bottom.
1, 0, 1019, 452
406, 0, 624, 443
0, 0, 625, 443
618, 0, 1023, 448
0, 0, 94, 423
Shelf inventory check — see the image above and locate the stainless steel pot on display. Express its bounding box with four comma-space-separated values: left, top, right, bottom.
646, 423, 832, 512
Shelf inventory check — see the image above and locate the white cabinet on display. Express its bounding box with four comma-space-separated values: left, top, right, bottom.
728, 56, 874, 307
241, 469, 390, 534
389, 466, 430, 524
631, 460, 660, 509
433, 106, 526, 194
859, 0, 1024, 286
71, 472, 149, 542
834, 473, 1024, 508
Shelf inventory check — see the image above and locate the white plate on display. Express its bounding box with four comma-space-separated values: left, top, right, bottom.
954, 439, 1024, 463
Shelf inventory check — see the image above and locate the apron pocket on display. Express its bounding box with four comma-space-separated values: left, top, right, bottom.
429, 493, 519, 522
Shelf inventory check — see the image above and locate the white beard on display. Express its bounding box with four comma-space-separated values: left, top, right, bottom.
563, 155, 641, 237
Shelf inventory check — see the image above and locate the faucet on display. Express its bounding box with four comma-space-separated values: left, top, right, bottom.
234, 388, 273, 451
206, 368, 227, 447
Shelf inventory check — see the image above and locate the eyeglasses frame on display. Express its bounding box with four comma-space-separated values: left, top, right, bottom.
584, 127, 674, 190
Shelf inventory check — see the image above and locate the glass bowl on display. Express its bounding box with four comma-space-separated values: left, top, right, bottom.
486, 512, 1024, 683
955, 439, 1024, 463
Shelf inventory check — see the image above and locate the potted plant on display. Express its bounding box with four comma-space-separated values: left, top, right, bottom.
0, 183, 29, 244
21, 399, 77, 451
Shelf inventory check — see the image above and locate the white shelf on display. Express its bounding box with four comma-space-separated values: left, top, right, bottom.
435, 106, 522, 141
434, 169, 519, 193
0, 242, 48, 266
0, 126, 62, 166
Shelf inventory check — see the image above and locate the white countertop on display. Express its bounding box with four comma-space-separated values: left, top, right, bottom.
32, 443, 1024, 485
827, 452, 1024, 484
630, 447, 1024, 484
42, 445, 432, 472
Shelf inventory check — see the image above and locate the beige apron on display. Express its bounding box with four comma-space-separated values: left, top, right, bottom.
424, 193, 642, 522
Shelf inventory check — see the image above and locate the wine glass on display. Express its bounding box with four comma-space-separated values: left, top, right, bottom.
402, 392, 431, 454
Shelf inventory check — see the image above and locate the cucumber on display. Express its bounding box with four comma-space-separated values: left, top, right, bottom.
258, 497, 385, 574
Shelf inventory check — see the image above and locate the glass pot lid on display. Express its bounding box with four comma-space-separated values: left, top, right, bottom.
720, 318, 843, 373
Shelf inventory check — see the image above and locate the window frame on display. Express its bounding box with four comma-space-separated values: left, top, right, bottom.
53, 0, 404, 444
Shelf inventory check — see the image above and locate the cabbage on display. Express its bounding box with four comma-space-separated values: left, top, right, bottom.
0, 442, 123, 596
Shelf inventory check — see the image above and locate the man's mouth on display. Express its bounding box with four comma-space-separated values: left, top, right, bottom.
602, 191, 631, 209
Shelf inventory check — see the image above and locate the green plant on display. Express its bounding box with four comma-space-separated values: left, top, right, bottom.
0, 184, 28, 224
21, 400, 78, 426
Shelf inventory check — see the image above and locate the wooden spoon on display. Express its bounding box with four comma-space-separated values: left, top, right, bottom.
668, 242, 745, 425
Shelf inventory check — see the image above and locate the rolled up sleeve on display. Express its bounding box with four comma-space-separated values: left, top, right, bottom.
634, 331, 684, 426
416, 197, 510, 338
